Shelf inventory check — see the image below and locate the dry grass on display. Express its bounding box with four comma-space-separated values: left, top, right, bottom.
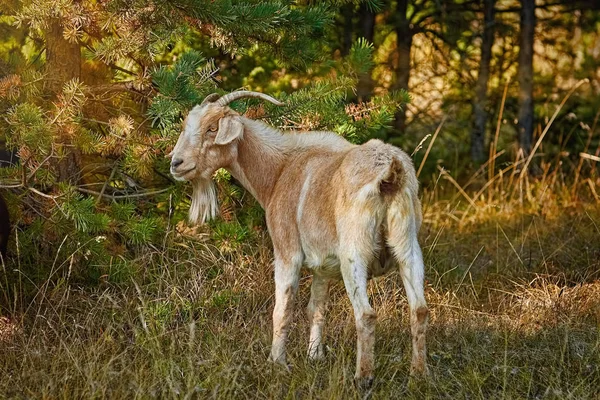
1, 151, 600, 398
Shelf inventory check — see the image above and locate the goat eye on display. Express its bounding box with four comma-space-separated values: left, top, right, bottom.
208, 125, 218, 133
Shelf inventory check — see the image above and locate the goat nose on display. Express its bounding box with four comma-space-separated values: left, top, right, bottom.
171, 158, 184, 168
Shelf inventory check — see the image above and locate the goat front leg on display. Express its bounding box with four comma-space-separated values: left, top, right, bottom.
307, 274, 330, 360
340, 255, 377, 387
269, 254, 302, 367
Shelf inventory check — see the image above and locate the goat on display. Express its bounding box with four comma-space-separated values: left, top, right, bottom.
170, 91, 429, 385
0, 193, 9, 260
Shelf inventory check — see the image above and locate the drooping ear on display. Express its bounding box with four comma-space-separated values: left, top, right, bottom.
214, 115, 244, 145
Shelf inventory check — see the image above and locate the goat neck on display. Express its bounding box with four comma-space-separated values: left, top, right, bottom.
226, 118, 287, 208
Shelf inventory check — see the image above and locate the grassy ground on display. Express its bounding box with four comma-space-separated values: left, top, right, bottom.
1, 174, 600, 399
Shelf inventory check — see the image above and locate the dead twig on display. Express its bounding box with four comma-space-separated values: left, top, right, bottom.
78, 187, 169, 200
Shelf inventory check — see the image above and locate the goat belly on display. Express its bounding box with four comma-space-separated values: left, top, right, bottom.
304, 254, 342, 280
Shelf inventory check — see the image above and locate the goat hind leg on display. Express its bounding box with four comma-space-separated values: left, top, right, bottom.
388, 204, 429, 376
340, 256, 377, 385
398, 245, 429, 376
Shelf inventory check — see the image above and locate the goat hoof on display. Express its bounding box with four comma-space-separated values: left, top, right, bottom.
354, 376, 374, 392
268, 356, 292, 373
410, 363, 430, 379
308, 346, 326, 361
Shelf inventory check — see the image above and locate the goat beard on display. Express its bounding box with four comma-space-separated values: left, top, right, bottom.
189, 178, 219, 225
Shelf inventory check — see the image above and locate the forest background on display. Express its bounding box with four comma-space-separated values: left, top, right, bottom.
0, 0, 599, 398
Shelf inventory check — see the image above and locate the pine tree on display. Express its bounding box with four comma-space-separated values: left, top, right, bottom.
0, 0, 406, 281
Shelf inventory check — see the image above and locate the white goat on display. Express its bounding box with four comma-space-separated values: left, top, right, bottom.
170, 91, 428, 385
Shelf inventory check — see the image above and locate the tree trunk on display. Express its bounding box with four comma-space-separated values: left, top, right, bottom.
341, 5, 354, 56
517, 0, 535, 155
356, 3, 375, 101
45, 19, 81, 96
45, 18, 82, 183
471, 0, 496, 163
392, 0, 413, 135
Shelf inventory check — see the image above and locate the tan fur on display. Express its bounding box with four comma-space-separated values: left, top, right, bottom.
170, 94, 429, 384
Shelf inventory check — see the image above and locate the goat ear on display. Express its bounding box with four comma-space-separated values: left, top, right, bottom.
214, 116, 243, 145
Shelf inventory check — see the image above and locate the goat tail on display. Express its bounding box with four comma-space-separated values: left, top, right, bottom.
381, 153, 423, 260
378, 156, 406, 199
378, 151, 421, 217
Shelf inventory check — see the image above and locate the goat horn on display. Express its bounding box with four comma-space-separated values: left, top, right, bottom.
200, 93, 221, 106
216, 90, 284, 107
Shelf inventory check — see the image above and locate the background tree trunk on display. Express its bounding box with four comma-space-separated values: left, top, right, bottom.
517, 0, 535, 155
45, 20, 81, 96
341, 5, 354, 56
356, 3, 375, 101
392, 0, 413, 136
45, 19, 82, 183
471, 0, 496, 163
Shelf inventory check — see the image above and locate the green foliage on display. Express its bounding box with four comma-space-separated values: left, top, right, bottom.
346, 37, 374, 75
124, 216, 164, 246
73, 128, 102, 155
59, 193, 111, 234
211, 289, 239, 311
210, 220, 251, 253
110, 201, 136, 220
149, 50, 218, 133
172, 1, 332, 66
5, 102, 50, 153
147, 96, 182, 132
152, 51, 208, 105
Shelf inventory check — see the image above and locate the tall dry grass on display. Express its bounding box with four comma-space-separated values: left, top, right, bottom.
1, 86, 599, 397
1, 192, 598, 398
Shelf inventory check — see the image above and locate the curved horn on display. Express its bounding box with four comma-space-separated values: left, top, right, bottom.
216, 90, 284, 107
200, 93, 221, 106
